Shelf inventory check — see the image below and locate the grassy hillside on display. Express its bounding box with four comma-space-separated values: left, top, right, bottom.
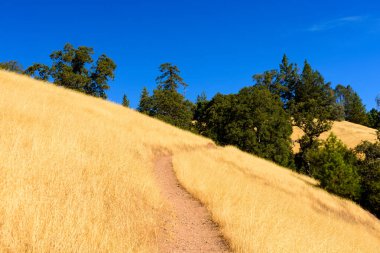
0, 70, 379, 252
292, 121, 377, 153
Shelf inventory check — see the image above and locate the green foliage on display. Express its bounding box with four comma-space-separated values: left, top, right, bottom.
122, 94, 130, 107
193, 92, 209, 134
355, 140, 380, 217
139, 64, 193, 130
156, 63, 187, 92
198, 86, 294, 167
0, 60, 23, 73
26, 43, 116, 99
367, 108, 380, 129
151, 88, 193, 129
24, 63, 50, 80
308, 134, 361, 201
137, 87, 152, 114
335, 84, 368, 125
291, 61, 335, 173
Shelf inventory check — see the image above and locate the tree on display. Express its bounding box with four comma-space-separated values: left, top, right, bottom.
292, 61, 336, 174
150, 88, 193, 129
335, 85, 368, 125
137, 87, 152, 114
193, 92, 209, 134
24, 63, 50, 80
0, 60, 23, 73
367, 108, 380, 129
198, 86, 294, 167
156, 63, 187, 92
26, 43, 116, 98
355, 140, 380, 217
308, 134, 361, 201
122, 94, 130, 107
140, 64, 193, 130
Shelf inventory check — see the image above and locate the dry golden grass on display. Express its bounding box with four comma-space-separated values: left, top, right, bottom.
0, 70, 210, 252
292, 121, 378, 153
0, 70, 379, 252
173, 146, 380, 253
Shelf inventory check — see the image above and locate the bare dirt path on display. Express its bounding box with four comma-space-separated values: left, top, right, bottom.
154, 155, 231, 253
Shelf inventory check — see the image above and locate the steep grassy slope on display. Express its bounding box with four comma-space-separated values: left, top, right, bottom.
0, 70, 379, 252
292, 121, 377, 153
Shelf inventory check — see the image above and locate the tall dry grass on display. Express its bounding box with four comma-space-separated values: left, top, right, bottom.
1, 70, 379, 252
0, 70, 210, 252
173, 146, 380, 252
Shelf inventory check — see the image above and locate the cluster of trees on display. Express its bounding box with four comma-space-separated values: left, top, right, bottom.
2, 47, 379, 217
0, 43, 116, 99
136, 55, 379, 217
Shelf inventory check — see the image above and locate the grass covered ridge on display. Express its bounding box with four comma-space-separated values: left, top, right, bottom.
0, 70, 379, 252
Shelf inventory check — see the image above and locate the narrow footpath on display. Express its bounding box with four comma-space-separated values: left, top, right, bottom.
154, 155, 231, 253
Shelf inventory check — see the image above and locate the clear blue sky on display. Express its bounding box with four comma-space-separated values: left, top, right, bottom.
1, 0, 379, 109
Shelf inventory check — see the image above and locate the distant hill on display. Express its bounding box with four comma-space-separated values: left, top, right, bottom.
0, 70, 379, 252
292, 121, 377, 153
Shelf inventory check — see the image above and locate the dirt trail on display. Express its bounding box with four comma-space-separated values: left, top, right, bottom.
154, 155, 231, 253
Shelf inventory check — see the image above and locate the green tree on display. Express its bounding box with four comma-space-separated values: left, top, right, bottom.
122, 94, 130, 107
142, 63, 194, 130
355, 140, 380, 217
193, 92, 209, 134
26, 43, 116, 98
0, 60, 23, 73
137, 87, 152, 114
335, 85, 368, 125
292, 61, 335, 174
308, 134, 361, 201
24, 63, 50, 80
367, 108, 380, 129
199, 86, 294, 167
156, 63, 187, 92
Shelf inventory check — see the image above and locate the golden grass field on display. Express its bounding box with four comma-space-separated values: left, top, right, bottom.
292, 121, 378, 153
0, 70, 379, 252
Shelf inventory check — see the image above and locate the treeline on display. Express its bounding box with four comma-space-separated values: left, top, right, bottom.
1, 44, 379, 217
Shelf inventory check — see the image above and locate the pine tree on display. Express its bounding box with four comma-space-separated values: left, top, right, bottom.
137, 87, 152, 114
156, 63, 187, 92
335, 85, 368, 125
122, 94, 129, 107
292, 61, 335, 174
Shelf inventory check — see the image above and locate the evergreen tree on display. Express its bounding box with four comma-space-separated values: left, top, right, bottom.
137, 87, 152, 114
156, 63, 187, 92
367, 108, 380, 129
278, 54, 300, 110
292, 61, 335, 174
193, 92, 209, 134
335, 85, 368, 125
122, 94, 130, 107
141, 63, 194, 130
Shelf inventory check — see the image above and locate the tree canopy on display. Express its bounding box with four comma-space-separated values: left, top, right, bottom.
25, 43, 116, 98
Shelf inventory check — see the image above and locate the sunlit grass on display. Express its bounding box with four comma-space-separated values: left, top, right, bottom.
0, 70, 379, 252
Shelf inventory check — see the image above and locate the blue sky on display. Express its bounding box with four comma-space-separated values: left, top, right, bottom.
1, 0, 379, 109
